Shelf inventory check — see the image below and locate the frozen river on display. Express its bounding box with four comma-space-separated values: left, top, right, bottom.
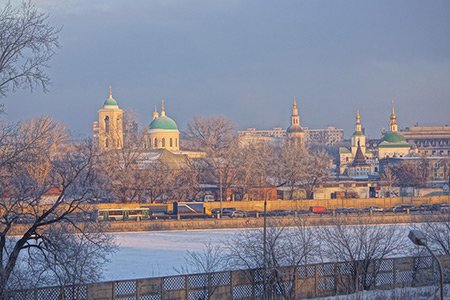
102, 224, 414, 281
103, 229, 239, 281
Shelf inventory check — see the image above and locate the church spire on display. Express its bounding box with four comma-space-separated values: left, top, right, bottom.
389, 98, 398, 132
161, 99, 166, 117
108, 86, 113, 99
355, 110, 362, 133
291, 97, 300, 127
152, 105, 159, 120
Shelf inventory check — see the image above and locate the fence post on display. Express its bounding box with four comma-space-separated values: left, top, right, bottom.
112, 281, 115, 300
136, 280, 140, 300
392, 259, 396, 290
229, 271, 233, 299
184, 274, 189, 300
160, 277, 164, 300
60, 286, 65, 300
252, 269, 256, 299
314, 264, 318, 298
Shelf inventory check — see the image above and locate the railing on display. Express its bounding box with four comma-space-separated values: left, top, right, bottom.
9, 255, 450, 300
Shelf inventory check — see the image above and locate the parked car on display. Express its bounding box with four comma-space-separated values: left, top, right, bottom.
439, 203, 450, 213
309, 206, 331, 214
230, 210, 248, 218
392, 205, 414, 213
365, 206, 384, 213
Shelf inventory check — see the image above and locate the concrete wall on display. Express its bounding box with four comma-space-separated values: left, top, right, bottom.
100, 213, 443, 233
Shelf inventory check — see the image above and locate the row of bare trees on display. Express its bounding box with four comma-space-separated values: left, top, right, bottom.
184, 116, 330, 202
180, 216, 412, 299
181, 211, 450, 300
94, 115, 331, 203
380, 155, 450, 198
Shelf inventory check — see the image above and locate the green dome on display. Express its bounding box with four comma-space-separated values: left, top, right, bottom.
353, 131, 364, 136
382, 131, 406, 143
104, 96, 118, 107
149, 116, 178, 130
379, 131, 410, 148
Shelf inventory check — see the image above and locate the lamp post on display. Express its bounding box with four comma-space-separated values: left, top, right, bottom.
408, 230, 444, 299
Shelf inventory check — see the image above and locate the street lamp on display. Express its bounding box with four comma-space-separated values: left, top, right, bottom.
408, 230, 444, 300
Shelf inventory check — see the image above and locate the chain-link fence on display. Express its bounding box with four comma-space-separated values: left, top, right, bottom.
8, 255, 450, 300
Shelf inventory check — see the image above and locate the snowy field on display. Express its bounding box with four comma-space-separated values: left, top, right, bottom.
102, 225, 414, 281
102, 229, 239, 281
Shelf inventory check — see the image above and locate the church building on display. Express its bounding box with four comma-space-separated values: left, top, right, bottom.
286, 99, 305, 147
378, 100, 411, 159
145, 101, 180, 151
93, 87, 124, 150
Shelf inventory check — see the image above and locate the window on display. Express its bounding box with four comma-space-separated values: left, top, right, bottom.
104, 116, 110, 134
154, 138, 158, 148
162, 138, 165, 147
170, 138, 173, 147
175, 138, 178, 147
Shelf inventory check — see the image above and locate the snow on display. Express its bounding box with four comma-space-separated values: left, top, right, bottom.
102, 229, 238, 281
313, 284, 450, 299
102, 224, 417, 281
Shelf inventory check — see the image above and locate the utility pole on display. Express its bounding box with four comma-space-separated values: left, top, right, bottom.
219, 172, 223, 219
263, 182, 268, 300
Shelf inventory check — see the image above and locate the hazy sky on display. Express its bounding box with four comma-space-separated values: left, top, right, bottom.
2, 0, 450, 139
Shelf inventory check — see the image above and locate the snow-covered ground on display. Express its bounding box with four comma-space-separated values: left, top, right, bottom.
102, 225, 414, 281
314, 284, 450, 299
102, 229, 238, 281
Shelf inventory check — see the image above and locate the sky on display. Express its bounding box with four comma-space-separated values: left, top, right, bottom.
2, 0, 450, 139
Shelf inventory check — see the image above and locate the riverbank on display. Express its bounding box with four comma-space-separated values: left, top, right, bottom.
101, 213, 436, 233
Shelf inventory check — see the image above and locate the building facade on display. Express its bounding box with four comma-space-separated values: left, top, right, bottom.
93, 87, 124, 150
238, 100, 343, 147
401, 125, 450, 156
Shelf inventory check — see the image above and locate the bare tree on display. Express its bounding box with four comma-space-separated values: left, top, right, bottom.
392, 157, 430, 196
273, 144, 330, 200
417, 212, 450, 255
380, 164, 398, 198
318, 216, 408, 294
185, 116, 235, 154
185, 116, 239, 202
226, 219, 319, 299
235, 141, 275, 200
272, 143, 309, 200
177, 241, 226, 300
0, 117, 115, 297
0, 1, 60, 98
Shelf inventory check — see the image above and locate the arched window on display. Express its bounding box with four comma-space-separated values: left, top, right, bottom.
162, 138, 165, 147
104, 116, 110, 134
175, 138, 178, 147
154, 138, 158, 148
170, 138, 173, 147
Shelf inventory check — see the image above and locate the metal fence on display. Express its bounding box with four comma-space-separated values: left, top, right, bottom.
9, 255, 450, 300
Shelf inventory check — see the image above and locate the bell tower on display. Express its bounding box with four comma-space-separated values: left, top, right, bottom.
351, 110, 366, 156
95, 87, 124, 150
